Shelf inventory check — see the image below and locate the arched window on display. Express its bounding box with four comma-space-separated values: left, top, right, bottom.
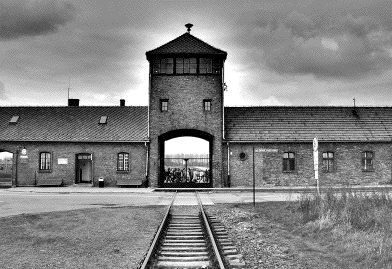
117, 153, 129, 172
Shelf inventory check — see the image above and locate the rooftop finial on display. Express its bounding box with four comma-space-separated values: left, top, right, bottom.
185, 23, 193, 33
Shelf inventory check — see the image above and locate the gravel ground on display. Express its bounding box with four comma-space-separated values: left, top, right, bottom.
206, 204, 302, 269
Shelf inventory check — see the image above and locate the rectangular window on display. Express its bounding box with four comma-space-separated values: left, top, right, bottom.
99, 116, 107, 124
199, 58, 212, 74
9, 115, 20, 124
152, 58, 173, 74
203, 99, 211, 111
212, 59, 221, 74
322, 152, 334, 172
117, 153, 129, 171
176, 58, 197, 74
161, 99, 168, 111
78, 154, 92, 160
283, 152, 295, 171
39, 152, 51, 171
362, 151, 374, 171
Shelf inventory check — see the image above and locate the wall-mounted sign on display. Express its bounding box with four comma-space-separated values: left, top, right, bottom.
58, 158, 68, 165
255, 148, 278, 153
20, 155, 28, 159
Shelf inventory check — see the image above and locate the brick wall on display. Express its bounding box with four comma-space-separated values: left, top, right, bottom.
0, 142, 146, 187
224, 142, 392, 187
148, 75, 224, 187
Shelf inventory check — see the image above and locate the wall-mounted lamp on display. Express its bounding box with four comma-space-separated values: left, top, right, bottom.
21, 147, 27, 155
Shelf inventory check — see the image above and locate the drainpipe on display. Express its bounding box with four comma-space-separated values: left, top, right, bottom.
222, 64, 225, 140
147, 61, 151, 139
14, 149, 18, 187
145, 142, 149, 187
227, 142, 230, 187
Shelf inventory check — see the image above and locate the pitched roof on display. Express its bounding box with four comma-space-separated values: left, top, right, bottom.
225, 106, 392, 142
0, 106, 148, 142
146, 32, 227, 60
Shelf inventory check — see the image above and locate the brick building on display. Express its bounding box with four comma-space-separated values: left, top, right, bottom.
1, 25, 392, 188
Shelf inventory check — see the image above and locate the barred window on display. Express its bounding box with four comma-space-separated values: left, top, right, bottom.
283, 152, 295, 171
39, 152, 51, 171
153, 58, 174, 74
362, 151, 374, 171
322, 152, 335, 172
117, 153, 129, 171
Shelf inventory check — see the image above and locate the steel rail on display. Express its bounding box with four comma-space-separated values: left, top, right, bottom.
139, 191, 177, 269
196, 191, 226, 269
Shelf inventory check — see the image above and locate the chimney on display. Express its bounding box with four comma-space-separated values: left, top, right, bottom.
68, 99, 80, 106
120, 99, 125, 106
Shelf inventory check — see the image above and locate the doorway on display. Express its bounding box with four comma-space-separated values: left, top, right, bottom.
0, 151, 13, 187
76, 153, 92, 183
159, 130, 213, 188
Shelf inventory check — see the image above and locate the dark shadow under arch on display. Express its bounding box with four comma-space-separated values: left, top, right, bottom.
159, 129, 213, 188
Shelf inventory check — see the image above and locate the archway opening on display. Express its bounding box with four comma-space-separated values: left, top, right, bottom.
159, 130, 213, 188
0, 151, 13, 187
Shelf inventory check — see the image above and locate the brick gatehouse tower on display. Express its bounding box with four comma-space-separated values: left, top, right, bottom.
146, 24, 227, 188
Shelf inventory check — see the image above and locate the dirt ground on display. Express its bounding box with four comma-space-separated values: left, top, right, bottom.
0, 206, 165, 269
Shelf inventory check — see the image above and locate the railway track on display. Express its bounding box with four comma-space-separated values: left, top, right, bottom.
139, 192, 227, 269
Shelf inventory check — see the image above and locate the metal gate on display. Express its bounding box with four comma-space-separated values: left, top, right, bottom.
162, 156, 211, 188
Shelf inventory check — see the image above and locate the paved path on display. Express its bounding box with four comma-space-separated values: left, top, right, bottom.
0, 188, 301, 218
2, 185, 390, 218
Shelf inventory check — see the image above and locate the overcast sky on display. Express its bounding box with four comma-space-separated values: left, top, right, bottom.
1, 0, 392, 107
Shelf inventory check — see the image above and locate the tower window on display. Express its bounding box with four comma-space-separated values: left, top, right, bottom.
203, 100, 211, 111
199, 58, 212, 74
161, 99, 168, 111
176, 58, 197, 74
153, 58, 173, 74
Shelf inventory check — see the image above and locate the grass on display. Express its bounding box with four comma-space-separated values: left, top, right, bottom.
298, 189, 392, 268
207, 189, 392, 269
0, 206, 165, 269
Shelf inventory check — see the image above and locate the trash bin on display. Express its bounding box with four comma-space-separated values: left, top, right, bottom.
98, 177, 104, 188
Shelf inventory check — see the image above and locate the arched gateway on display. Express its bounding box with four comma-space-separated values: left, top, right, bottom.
146, 24, 227, 188
159, 129, 213, 187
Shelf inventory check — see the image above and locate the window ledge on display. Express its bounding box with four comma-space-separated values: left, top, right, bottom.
282, 170, 296, 173
116, 170, 130, 174
38, 170, 52, 173
362, 169, 375, 172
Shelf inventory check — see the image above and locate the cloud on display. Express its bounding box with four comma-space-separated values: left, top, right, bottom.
235, 1, 392, 79
0, 81, 7, 99
0, 0, 75, 40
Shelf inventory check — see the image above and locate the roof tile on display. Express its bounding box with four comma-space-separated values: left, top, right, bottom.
0, 106, 148, 142
225, 107, 392, 142
146, 33, 227, 59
